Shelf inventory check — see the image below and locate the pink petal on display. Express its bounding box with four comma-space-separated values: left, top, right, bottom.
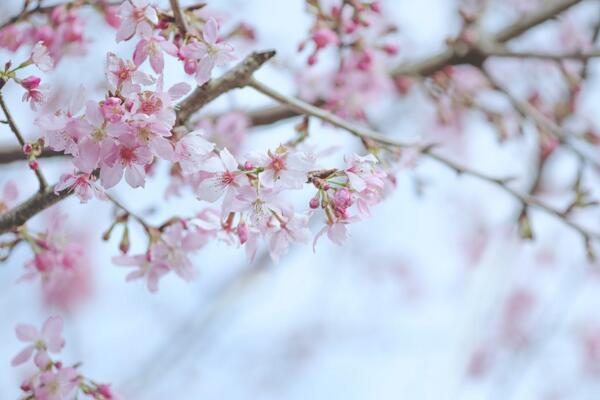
11, 346, 34, 366
15, 324, 39, 342
116, 19, 136, 42
168, 82, 191, 100
194, 57, 214, 85
125, 164, 146, 188
149, 51, 164, 73
3, 180, 18, 202
133, 39, 149, 66
203, 18, 218, 44
42, 316, 64, 352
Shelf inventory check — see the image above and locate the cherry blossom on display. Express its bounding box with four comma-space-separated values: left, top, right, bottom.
11, 316, 64, 368
133, 35, 179, 73
179, 18, 236, 85
116, 0, 158, 42
30, 42, 54, 72
54, 172, 106, 203
195, 148, 246, 209
100, 133, 153, 188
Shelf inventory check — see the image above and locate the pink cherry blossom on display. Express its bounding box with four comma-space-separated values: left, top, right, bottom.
175, 130, 215, 175
195, 112, 248, 155
54, 172, 106, 203
30, 42, 54, 72
230, 185, 280, 228
195, 148, 245, 210
34, 367, 79, 400
100, 133, 153, 188
179, 18, 235, 85
116, 0, 158, 42
12, 316, 65, 368
0, 180, 18, 212
133, 35, 178, 73
113, 251, 169, 293
313, 221, 349, 249
20, 76, 45, 109
0, 25, 24, 51
247, 146, 315, 189
100, 97, 125, 123
267, 207, 311, 262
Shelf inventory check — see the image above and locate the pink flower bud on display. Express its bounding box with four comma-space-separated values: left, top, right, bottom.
23, 143, 33, 155
307, 53, 318, 66
312, 28, 338, 49
370, 1, 382, 13
20, 76, 41, 90
97, 384, 114, 399
309, 196, 319, 209
184, 59, 197, 75
382, 44, 399, 56
28, 159, 39, 170
244, 161, 254, 171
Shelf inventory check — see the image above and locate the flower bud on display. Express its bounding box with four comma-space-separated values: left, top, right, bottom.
309, 196, 319, 209
28, 159, 39, 170
22, 143, 33, 155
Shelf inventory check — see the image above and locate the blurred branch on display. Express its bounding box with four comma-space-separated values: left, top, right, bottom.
0, 185, 70, 234
0, 0, 121, 30
390, 0, 583, 77
485, 48, 600, 61
480, 68, 600, 171
248, 78, 600, 258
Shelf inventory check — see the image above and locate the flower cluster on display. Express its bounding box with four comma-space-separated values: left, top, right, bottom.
36, 53, 191, 195
115, 0, 235, 84
113, 220, 210, 292
12, 316, 117, 400
0, 2, 113, 64
18, 215, 93, 310
297, 0, 398, 119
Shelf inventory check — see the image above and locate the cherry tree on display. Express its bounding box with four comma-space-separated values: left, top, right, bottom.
1, 0, 600, 398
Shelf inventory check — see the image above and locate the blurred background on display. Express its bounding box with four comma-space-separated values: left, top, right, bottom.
1, 0, 600, 399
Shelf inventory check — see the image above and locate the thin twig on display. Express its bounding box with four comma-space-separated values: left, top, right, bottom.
0, 90, 47, 191
168, 0, 188, 36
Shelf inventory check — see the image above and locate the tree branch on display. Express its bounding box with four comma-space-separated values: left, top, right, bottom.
247, 78, 600, 255
0, 186, 70, 234
177, 50, 276, 124
168, 0, 189, 36
390, 0, 583, 77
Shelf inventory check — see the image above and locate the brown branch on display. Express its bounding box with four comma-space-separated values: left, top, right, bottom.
0, 0, 122, 30
177, 50, 276, 124
168, 0, 189, 36
484, 48, 600, 61
0, 186, 70, 234
480, 68, 600, 170
390, 0, 583, 77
